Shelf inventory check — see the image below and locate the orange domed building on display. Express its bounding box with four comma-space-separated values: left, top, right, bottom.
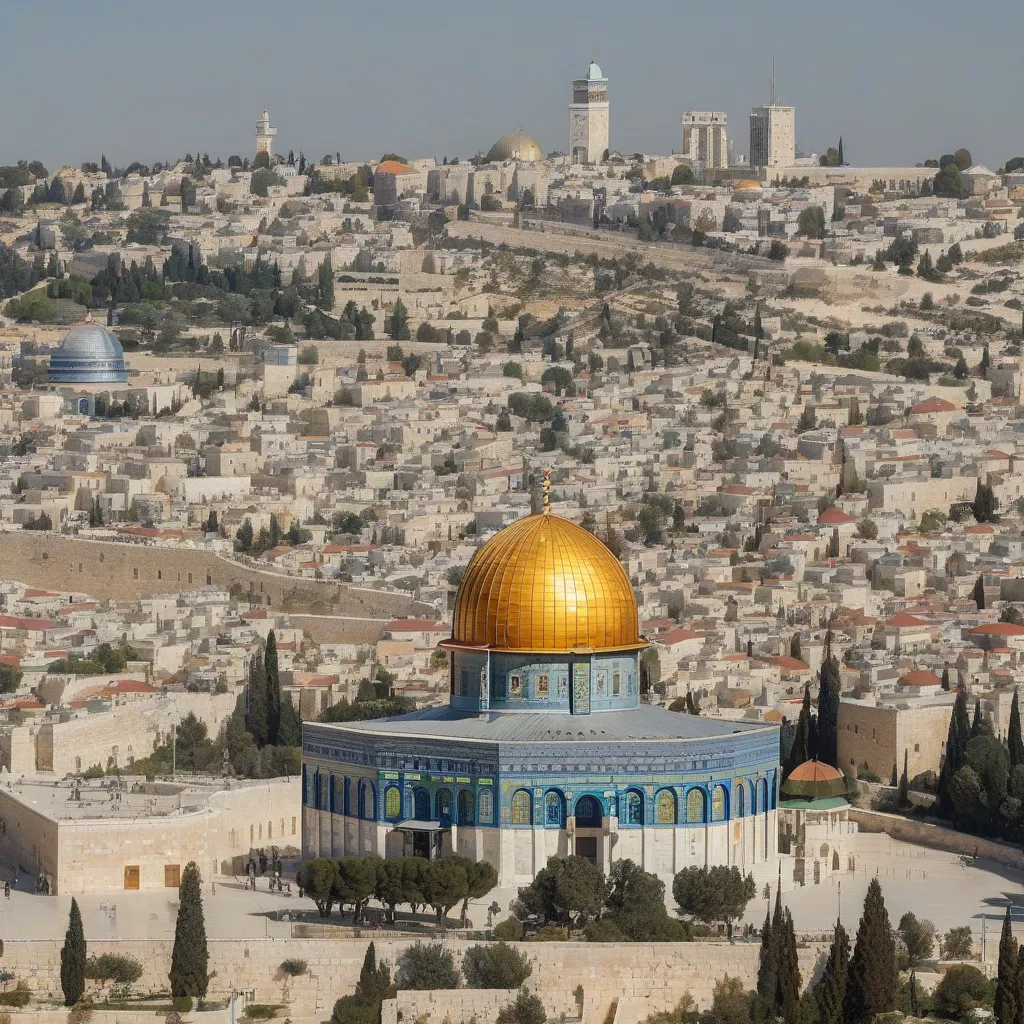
302, 510, 781, 887
778, 760, 857, 886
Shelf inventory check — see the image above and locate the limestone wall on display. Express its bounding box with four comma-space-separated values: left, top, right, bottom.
850, 808, 1024, 870
0, 777, 300, 893
0, 534, 429, 628
0, 937, 828, 1021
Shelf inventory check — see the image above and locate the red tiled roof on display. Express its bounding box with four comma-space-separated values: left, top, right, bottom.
887, 613, 927, 628
818, 507, 855, 525
900, 670, 943, 687
969, 622, 1024, 636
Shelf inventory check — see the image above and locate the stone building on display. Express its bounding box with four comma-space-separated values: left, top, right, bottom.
0, 776, 299, 893
302, 509, 780, 887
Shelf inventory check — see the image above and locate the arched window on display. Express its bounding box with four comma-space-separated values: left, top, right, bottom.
328, 774, 337, 812
736, 782, 746, 818
655, 789, 676, 824
712, 784, 728, 821
361, 782, 375, 820
479, 790, 494, 824
759, 778, 769, 815
302, 765, 310, 806
318, 772, 329, 811
623, 790, 644, 826
414, 788, 431, 821
511, 789, 532, 825
436, 789, 453, 822
686, 788, 706, 823
545, 790, 565, 827
385, 785, 401, 820
333, 775, 344, 814
574, 795, 602, 828
459, 789, 475, 826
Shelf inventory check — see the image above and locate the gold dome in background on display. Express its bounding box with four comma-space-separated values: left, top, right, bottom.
486, 129, 545, 163
452, 513, 642, 652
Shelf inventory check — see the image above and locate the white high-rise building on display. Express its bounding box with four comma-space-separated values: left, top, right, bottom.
681, 111, 728, 170
255, 107, 277, 159
748, 63, 794, 171
569, 60, 609, 165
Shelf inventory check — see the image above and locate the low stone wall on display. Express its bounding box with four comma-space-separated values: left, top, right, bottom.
849, 808, 1024, 870
382, 989, 579, 1024
0, 937, 828, 1021
3, 1012, 228, 1024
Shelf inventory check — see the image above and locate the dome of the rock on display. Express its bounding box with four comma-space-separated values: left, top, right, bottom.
486, 129, 545, 163
452, 512, 640, 652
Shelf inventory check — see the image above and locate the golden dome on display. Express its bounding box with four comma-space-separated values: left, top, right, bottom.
733, 179, 763, 190
452, 513, 641, 652
486, 129, 545, 163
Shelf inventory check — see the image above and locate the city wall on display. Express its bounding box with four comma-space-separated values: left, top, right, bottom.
0, 534, 429, 637
850, 808, 1024, 870
0, 937, 829, 1021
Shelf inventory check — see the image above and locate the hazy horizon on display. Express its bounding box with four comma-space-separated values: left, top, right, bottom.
2, 0, 1022, 174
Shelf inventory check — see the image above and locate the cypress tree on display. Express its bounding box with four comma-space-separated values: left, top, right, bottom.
974, 574, 987, 610
776, 907, 801, 1023
60, 896, 86, 1006
815, 919, 850, 1024
817, 638, 842, 768
898, 750, 909, 806
996, 905, 1018, 1024
846, 878, 897, 1022
783, 684, 813, 780
789, 633, 802, 661
938, 689, 971, 815
265, 629, 281, 745
170, 861, 209, 1000
245, 651, 269, 747
757, 886, 779, 1004
972, 698, 984, 738
942, 666, 951, 691
837, 137, 845, 166
1009, 690, 1024, 770
278, 691, 303, 746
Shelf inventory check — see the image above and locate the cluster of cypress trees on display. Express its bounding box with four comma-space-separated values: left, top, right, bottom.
782, 631, 841, 780
756, 879, 801, 1022
759, 877, 897, 1024
245, 629, 302, 749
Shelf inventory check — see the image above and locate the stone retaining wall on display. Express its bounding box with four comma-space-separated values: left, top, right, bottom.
0, 534, 429, 630
0, 938, 828, 1024
849, 808, 1024, 870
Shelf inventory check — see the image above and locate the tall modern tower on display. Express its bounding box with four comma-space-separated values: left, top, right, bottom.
681, 112, 729, 170
569, 60, 609, 165
748, 62, 795, 172
255, 107, 277, 159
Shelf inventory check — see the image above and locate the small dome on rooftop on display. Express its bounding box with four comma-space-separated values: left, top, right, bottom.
50, 317, 129, 384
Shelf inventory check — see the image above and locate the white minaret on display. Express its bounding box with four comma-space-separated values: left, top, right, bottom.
255, 107, 277, 159
569, 60, 609, 165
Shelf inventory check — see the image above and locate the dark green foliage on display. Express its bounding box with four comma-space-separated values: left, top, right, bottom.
938, 689, 972, 815
1009, 690, 1024, 770
462, 942, 532, 988
757, 893, 778, 1004
973, 480, 998, 523
896, 912, 935, 968
933, 964, 991, 1022
265, 630, 282, 746
605, 859, 690, 941
845, 878, 897, 1021
318, 697, 416, 723
974, 575, 987, 610
337, 858, 379, 922
245, 650, 270, 747
317, 253, 335, 311
395, 942, 460, 990
84, 953, 144, 984
496, 990, 546, 1024
170, 862, 209, 1000
775, 907, 801, 1023
817, 641, 841, 768
512, 854, 606, 933
296, 858, 340, 918
331, 942, 395, 1024
814, 920, 850, 1024
494, 917, 525, 941
782, 684, 814, 780
60, 897, 86, 1006
671, 865, 756, 928
995, 906, 1017, 1024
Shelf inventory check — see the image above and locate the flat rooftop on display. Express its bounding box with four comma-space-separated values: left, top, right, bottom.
0, 776, 268, 823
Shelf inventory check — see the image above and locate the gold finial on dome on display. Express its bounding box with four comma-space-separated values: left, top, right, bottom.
543, 468, 551, 513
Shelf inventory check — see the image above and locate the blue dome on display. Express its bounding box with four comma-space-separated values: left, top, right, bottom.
50, 321, 129, 384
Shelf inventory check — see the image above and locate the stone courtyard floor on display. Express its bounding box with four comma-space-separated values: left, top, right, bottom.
4, 835, 1024, 952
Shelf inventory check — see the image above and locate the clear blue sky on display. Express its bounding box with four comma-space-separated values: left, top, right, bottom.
2, 0, 1022, 172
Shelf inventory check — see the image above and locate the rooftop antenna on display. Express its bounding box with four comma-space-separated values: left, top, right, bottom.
770, 58, 776, 106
